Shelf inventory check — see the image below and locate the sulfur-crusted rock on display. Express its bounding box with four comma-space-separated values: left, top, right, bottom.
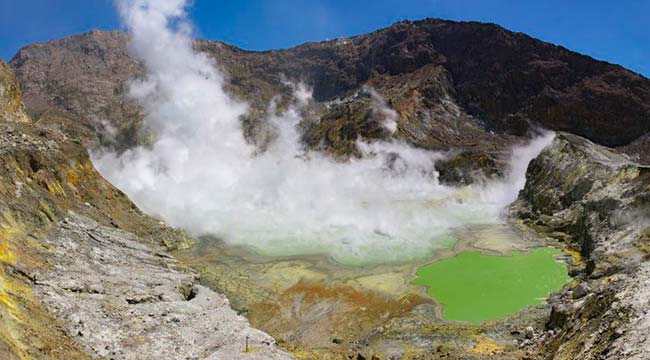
0, 59, 30, 123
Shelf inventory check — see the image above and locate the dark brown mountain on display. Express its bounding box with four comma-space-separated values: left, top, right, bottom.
8, 19, 650, 165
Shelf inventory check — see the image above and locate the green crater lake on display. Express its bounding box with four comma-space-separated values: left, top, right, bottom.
412, 247, 570, 324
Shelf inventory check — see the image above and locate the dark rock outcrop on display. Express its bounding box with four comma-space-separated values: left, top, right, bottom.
435, 150, 504, 185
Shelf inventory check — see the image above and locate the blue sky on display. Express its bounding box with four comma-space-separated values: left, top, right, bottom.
1, 0, 648, 77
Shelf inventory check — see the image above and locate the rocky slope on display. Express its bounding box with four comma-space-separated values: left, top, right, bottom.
34, 215, 291, 360
0, 60, 292, 359
0, 61, 29, 123
510, 133, 650, 359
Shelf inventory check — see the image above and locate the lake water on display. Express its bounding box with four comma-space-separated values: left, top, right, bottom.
412, 247, 570, 324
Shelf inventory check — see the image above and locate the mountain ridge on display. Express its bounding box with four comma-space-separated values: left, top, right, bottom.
9, 18, 650, 163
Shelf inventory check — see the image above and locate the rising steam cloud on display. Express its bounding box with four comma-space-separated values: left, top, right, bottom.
93, 0, 553, 265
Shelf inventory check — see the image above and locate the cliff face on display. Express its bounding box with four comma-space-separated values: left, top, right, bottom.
9, 19, 650, 165
0, 60, 29, 123
511, 134, 650, 359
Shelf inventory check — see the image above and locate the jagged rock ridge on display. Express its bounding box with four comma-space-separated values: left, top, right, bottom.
9, 19, 650, 166
510, 133, 650, 359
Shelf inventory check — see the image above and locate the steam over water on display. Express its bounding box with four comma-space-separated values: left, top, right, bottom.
93, 0, 553, 265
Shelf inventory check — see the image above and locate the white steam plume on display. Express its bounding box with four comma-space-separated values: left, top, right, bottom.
94, 0, 553, 265
367, 86, 399, 134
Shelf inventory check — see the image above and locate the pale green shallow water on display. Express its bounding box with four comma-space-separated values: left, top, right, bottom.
248, 231, 458, 267
412, 247, 570, 324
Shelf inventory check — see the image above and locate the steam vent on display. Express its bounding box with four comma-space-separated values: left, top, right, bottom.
1, 1, 649, 359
